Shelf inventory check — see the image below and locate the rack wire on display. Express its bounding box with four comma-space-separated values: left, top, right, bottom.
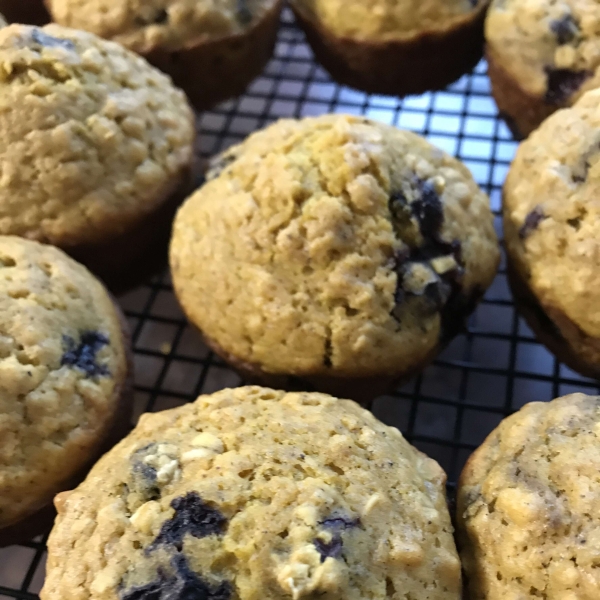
2, 8, 599, 598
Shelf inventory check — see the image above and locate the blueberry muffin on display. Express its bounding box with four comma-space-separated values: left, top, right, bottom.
458, 393, 600, 599
170, 115, 500, 404
487, 0, 600, 138
0, 23, 195, 292
45, 0, 283, 110
504, 88, 600, 379
289, 0, 490, 96
43, 386, 461, 600
0, 236, 132, 546
0, 0, 49, 25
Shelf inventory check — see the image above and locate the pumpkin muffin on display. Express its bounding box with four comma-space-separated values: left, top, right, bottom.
0, 236, 132, 546
170, 115, 499, 403
504, 88, 600, 378
45, 0, 283, 110
43, 386, 461, 600
0, 23, 195, 291
289, 0, 490, 96
487, 0, 600, 138
458, 394, 600, 600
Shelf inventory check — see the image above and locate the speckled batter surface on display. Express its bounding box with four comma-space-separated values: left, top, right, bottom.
43, 386, 461, 600
0, 236, 128, 529
0, 23, 194, 247
46, 0, 280, 53
170, 115, 499, 381
290, 0, 487, 40
503, 88, 600, 368
458, 393, 600, 599
487, 0, 600, 104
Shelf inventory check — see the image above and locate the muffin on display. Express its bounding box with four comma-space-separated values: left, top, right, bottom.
42, 386, 461, 600
486, 0, 600, 139
45, 0, 283, 111
289, 0, 490, 96
0, 236, 132, 546
0, 23, 195, 292
0, 0, 49, 25
170, 115, 500, 404
503, 88, 600, 379
458, 393, 600, 599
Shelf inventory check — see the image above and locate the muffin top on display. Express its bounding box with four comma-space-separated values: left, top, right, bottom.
0, 23, 194, 247
486, 0, 600, 102
458, 393, 600, 600
47, 0, 281, 53
0, 236, 128, 529
291, 0, 487, 41
170, 114, 499, 379
43, 386, 461, 600
504, 88, 600, 340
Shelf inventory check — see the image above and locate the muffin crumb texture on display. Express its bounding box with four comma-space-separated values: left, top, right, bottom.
42, 386, 461, 600
0, 23, 194, 246
459, 393, 600, 599
0, 236, 127, 529
171, 115, 498, 379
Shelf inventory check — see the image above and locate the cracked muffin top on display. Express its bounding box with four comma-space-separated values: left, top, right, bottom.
458, 393, 600, 599
486, 0, 600, 103
46, 0, 281, 53
0, 236, 128, 529
290, 0, 488, 41
0, 23, 194, 247
503, 88, 600, 341
170, 114, 499, 379
43, 386, 461, 600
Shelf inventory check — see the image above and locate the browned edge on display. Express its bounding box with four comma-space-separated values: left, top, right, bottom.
507, 262, 600, 381
486, 50, 558, 140
290, 2, 488, 96
145, 0, 283, 111
0, 0, 49, 25
0, 297, 134, 547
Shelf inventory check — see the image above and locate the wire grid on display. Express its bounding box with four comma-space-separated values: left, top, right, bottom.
2, 7, 600, 598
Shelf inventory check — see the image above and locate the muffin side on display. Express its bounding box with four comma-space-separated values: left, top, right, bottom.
0, 236, 132, 543
43, 386, 461, 600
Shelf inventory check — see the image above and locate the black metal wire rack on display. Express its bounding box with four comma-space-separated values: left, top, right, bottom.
2, 7, 600, 598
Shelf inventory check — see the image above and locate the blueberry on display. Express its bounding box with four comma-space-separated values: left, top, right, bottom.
153, 492, 226, 551
130, 444, 162, 501
237, 0, 252, 25
519, 206, 546, 239
120, 555, 231, 600
320, 515, 360, 530
550, 14, 579, 45
313, 535, 343, 562
313, 514, 359, 563
545, 67, 591, 104
31, 29, 75, 50
410, 181, 444, 239
61, 331, 110, 378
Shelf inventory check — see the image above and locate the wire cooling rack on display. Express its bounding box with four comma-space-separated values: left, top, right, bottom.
2, 7, 600, 598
